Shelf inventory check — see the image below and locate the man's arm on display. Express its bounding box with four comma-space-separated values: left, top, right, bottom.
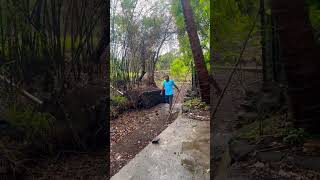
160, 83, 164, 95
173, 81, 180, 92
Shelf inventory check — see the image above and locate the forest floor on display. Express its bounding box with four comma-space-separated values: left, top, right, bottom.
212, 68, 320, 180
110, 82, 190, 176
25, 151, 107, 180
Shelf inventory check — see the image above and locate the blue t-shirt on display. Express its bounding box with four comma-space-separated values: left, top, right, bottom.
163, 80, 175, 95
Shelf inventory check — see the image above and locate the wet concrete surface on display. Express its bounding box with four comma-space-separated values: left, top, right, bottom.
111, 105, 210, 180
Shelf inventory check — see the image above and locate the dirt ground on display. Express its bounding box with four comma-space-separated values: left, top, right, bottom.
25, 151, 107, 180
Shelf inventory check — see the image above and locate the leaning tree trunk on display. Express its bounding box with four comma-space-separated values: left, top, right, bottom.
271, 0, 320, 133
181, 0, 217, 104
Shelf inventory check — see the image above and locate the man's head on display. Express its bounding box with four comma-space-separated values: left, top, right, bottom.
164, 75, 169, 81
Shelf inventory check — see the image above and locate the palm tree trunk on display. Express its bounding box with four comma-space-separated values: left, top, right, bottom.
271, 0, 320, 133
181, 0, 219, 104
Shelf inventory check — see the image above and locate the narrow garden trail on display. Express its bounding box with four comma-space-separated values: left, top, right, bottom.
110, 82, 190, 176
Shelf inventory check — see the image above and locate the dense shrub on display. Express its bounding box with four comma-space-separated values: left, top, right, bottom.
184, 97, 208, 110
4, 106, 55, 153
110, 95, 128, 118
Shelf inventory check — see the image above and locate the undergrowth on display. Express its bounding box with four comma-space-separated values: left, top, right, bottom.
236, 113, 309, 145
283, 127, 309, 145
4, 105, 56, 153
236, 114, 286, 140
184, 97, 208, 110
111, 95, 128, 118
111, 95, 128, 107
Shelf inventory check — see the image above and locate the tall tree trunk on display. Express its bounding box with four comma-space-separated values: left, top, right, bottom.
181, 0, 220, 104
138, 38, 146, 82
271, 0, 320, 133
260, 0, 267, 83
98, 0, 109, 177
95, 5, 109, 65
147, 52, 157, 87
270, 15, 277, 82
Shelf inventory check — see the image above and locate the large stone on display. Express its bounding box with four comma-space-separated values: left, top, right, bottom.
213, 133, 233, 161
138, 90, 165, 108
253, 85, 287, 114
237, 111, 259, 124
256, 93, 280, 113
182, 105, 190, 113
256, 151, 284, 162
229, 139, 256, 161
294, 156, 320, 171
186, 90, 198, 98
239, 101, 254, 112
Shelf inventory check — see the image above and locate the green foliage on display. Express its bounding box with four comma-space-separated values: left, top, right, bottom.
0, 0, 103, 86
111, 0, 172, 85
211, 0, 260, 64
157, 51, 178, 70
110, 95, 128, 118
170, 57, 190, 81
111, 95, 128, 107
184, 97, 208, 110
4, 106, 55, 152
309, 1, 320, 30
283, 128, 309, 145
236, 114, 309, 145
171, 0, 209, 70
236, 115, 286, 141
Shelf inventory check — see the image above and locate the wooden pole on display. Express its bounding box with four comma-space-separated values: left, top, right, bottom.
0, 75, 43, 105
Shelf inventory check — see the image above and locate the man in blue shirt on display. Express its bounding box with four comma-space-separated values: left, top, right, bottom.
160, 75, 180, 112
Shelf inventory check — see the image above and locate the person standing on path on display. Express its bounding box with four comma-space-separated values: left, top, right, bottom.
160, 75, 180, 112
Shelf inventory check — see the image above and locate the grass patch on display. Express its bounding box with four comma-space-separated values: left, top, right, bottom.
111, 95, 128, 107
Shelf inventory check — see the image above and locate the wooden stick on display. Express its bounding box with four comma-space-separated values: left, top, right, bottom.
110, 85, 124, 95
0, 75, 43, 105
257, 145, 287, 152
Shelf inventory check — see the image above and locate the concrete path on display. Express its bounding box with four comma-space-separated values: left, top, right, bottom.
111, 110, 210, 180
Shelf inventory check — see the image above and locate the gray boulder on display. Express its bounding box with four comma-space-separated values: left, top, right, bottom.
229, 139, 256, 161
256, 151, 284, 162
